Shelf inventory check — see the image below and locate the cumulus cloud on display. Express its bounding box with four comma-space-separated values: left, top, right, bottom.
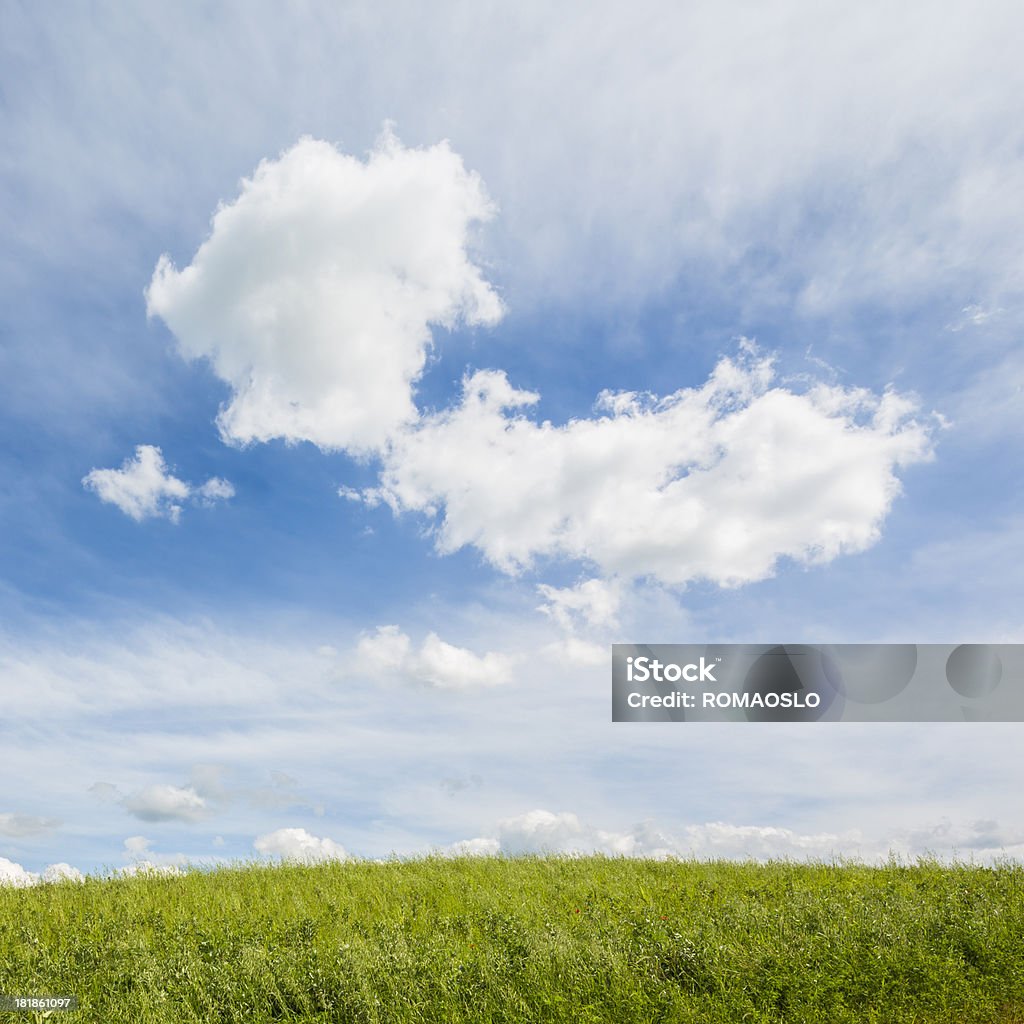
119, 835, 188, 875
195, 476, 235, 505
123, 835, 154, 858
444, 810, 864, 860
356, 625, 515, 690
117, 861, 183, 877
139, 128, 934, 589
146, 130, 503, 453
445, 836, 501, 857
366, 346, 935, 586
83, 445, 190, 522
254, 827, 348, 863
0, 857, 84, 887
0, 856, 39, 887
82, 445, 233, 522
536, 579, 620, 665
122, 784, 208, 823
537, 578, 621, 632
449, 810, 1024, 864
41, 862, 84, 883
117, 831, 225, 872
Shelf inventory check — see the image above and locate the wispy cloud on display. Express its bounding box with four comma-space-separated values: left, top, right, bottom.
447, 809, 1024, 864
121, 784, 209, 823
0, 812, 60, 837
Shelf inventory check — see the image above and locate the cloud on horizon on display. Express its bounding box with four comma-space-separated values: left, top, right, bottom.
254, 827, 348, 863
0, 858, 83, 888
446, 809, 1024, 865
6, 809, 1020, 888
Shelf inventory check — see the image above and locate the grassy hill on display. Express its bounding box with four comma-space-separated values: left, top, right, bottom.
1, 856, 1022, 1023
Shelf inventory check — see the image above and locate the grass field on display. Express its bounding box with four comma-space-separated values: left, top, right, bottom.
1, 856, 1022, 1023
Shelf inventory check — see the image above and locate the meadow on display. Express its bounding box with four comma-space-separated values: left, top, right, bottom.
1, 856, 1022, 1023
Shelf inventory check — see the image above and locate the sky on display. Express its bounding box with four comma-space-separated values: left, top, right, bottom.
2, 0, 1024, 883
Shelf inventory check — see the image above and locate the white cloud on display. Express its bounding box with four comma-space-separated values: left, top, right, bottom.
543, 636, 608, 667
500, 810, 636, 856
119, 835, 187, 875
9, 0, 1024, 325
83, 445, 233, 522
195, 476, 235, 504
537, 578, 621, 633
417, 632, 515, 690
673, 822, 869, 862
92, 768, 319, 823
368, 346, 935, 586
41, 862, 84, 883
356, 625, 515, 690
0, 619, 332, 718
7, 613, 1023, 871
123, 835, 153, 858
0, 857, 85, 887
83, 445, 190, 522
117, 861, 183, 877
452, 810, 1024, 864
355, 623, 411, 674
946, 304, 1003, 332
254, 827, 348, 863
0, 856, 39, 887
444, 836, 501, 857
122, 784, 208, 823
0, 812, 59, 837
536, 579, 620, 665
478, 810, 680, 858
146, 130, 503, 454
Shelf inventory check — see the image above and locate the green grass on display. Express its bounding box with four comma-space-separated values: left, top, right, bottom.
1, 856, 1022, 1023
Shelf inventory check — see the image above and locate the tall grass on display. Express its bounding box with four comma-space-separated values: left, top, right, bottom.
1, 856, 1022, 1022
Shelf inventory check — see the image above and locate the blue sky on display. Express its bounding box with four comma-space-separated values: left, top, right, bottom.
2, 0, 1023, 882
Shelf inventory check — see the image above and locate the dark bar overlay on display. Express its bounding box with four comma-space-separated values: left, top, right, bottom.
612, 644, 1021, 722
